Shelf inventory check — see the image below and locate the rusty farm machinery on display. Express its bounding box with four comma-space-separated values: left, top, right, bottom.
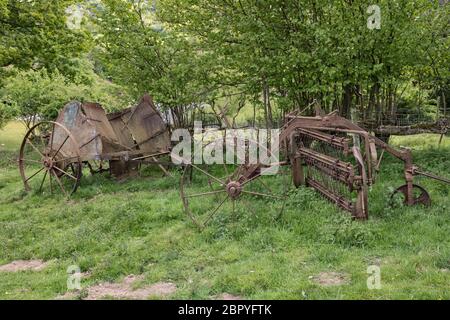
281, 109, 450, 219
17, 95, 449, 225
179, 107, 450, 227
18, 94, 171, 196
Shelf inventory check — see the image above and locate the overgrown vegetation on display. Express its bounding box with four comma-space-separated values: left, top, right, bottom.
0, 63, 132, 130
1, 1, 448, 129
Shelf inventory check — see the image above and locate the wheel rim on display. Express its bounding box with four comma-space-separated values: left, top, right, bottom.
19, 121, 82, 196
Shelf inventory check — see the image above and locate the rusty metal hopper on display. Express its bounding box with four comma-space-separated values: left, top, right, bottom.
54, 101, 124, 161
107, 94, 171, 155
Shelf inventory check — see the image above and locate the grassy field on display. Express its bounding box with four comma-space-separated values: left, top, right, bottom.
0, 121, 449, 300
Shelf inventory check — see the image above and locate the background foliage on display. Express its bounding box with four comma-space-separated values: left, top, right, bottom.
0, 0, 449, 129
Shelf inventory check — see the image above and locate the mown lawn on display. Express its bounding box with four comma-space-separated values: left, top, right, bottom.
0, 122, 449, 300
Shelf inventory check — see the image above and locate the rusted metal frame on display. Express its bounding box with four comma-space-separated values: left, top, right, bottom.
94, 150, 138, 161
119, 121, 135, 139
375, 150, 385, 172
107, 109, 131, 121
306, 178, 354, 213
352, 146, 369, 219
295, 127, 375, 184
123, 104, 142, 126
413, 169, 450, 184
281, 112, 409, 160
115, 116, 140, 151
236, 164, 261, 184
82, 117, 102, 123
134, 128, 168, 148
298, 148, 356, 188
80, 131, 135, 154
297, 128, 351, 155
281, 114, 373, 217
132, 151, 171, 161
236, 161, 289, 187
78, 133, 101, 150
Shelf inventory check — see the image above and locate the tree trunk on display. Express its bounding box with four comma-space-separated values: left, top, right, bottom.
341, 83, 352, 119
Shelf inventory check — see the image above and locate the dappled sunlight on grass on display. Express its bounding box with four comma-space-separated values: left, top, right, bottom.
0, 121, 26, 152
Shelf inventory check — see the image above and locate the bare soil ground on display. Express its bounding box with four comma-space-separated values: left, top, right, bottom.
85, 275, 176, 300
311, 272, 350, 286
0, 260, 48, 272
214, 293, 243, 300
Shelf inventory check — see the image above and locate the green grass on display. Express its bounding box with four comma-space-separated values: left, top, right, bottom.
0, 121, 26, 152
0, 123, 449, 300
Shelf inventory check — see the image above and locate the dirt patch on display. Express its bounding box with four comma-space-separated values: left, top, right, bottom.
311, 272, 349, 286
215, 293, 243, 300
84, 275, 176, 300
0, 260, 48, 272
55, 292, 79, 300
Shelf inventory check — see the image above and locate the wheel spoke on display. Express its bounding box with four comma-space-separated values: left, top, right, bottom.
223, 163, 229, 177
49, 171, 53, 193
203, 195, 229, 226
26, 139, 45, 158
51, 169, 68, 197
25, 167, 45, 183
256, 178, 273, 193
39, 170, 48, 193
241, 190, 283, 200
52, 135, 70, 160
53, 166, 78, 181
241, 172, 261, 187
20, 158, 42, 164
54, 156, 80, 163
191, 164, 225, 186
184, 189, 226, 199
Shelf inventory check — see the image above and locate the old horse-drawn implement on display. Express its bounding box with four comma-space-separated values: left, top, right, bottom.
281, 108, 450, 219
179, 106, 450, 227
18, 94, 171, 196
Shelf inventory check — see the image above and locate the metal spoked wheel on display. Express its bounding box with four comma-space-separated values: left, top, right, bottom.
179, 135, 289, 229
18, 121, 82, 197
390, 184, 431, 207
180, 163, 289, 229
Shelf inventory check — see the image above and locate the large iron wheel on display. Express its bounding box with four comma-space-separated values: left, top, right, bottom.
180, 163, 289, 229
18, 121, 82, 197
179, 137, 289, 229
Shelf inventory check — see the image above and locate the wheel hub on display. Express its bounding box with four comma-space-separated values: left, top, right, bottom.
43, 157, 54, 169
226, 181, 242, 199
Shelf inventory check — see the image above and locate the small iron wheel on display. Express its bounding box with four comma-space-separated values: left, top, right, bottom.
390, 184, 431, 207
18, 121, 82, 197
